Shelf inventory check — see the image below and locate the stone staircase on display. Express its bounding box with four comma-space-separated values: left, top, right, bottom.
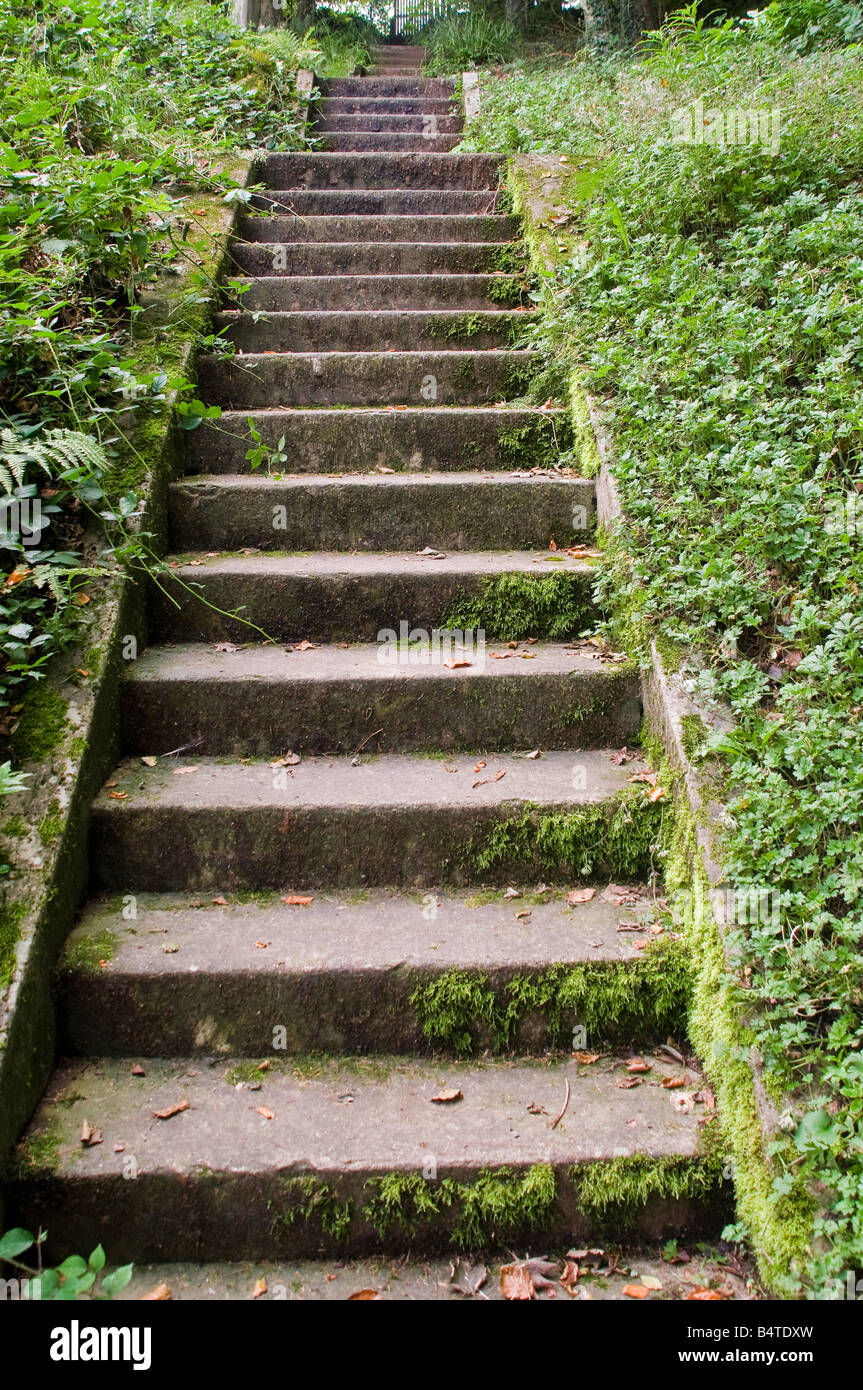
7, 48, 725, 1273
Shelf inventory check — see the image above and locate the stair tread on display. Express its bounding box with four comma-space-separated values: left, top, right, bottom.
165, 549, 594, 576
20, 1052, 706, 1178
94, 749, 638, 813
66, 887, 660, 976
126, 639, 619, 684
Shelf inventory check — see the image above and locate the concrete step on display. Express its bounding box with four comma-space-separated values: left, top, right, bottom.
88, 748, 651, 891
9, 1054, 722, 1261
371, 45, 426, 60
316, 117, 464, 134
260, 152, 500, 189
239, 213, 517, 244
185, 407, 570, 474
318, 133, 461, 153
318, 98, 455, 114
148, 550, 598, 643
251, 187, 486, 216
167, 470, 590, 550
213, 309, 526, 351
226, 274, 524, 311
321, 77, 455, 97
196, 349, 538, 409
58, 888, 671, 1055
121, 641, 637, 757
364, 66, 426, 77
229, 243, 522, 277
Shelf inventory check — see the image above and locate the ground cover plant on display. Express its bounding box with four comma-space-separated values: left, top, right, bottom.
461, 0, 863, 1294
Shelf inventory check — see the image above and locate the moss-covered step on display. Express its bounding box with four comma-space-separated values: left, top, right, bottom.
7, 1055, 727, 1262
213, 310, 527, 351
318, 96, 457, 115
196, 350, 538, 409
167, 472, 592, 552
229, 243, 522, 277
239, 214, 517, 245
226, 276, 525, 312
120, 642, 636, 756
147, 552, 599, 644
260, 151, 497, 190
56, 890, 685, 1056
306, 76, 457, 100
186, 406, 566, 475
88, 751, 661, 892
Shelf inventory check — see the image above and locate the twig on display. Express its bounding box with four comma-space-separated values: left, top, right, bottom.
351, 728, 384, 758
551, 1078, 571, 1130
159, 737, 204, 759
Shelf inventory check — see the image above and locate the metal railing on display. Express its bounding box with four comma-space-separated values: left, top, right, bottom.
390, 0, 459, 37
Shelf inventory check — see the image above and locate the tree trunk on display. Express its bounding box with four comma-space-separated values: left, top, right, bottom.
580, 0, 618, 50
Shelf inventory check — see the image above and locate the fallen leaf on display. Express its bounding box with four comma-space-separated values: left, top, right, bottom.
500, 1262, 535, 1301
443, 658, 472, 669
616, 1077, 642, 1089
173, 765, 199, 776
515, 909, 531, 920
559, 1261, 579, 1296
108, 790, 127, 801
641, 1275, 663, 1290
611, 746, 638, 765
292, 640, 317, 651
282, 894, 314, 906
662, 1076, 688, 1089
140, 755, 158, 767
141, 1283, 172, 1301
600, 884, 642, 906
348, 1289, 379, 1300
212, 895, 228, 906
131, 1063, 146, 1076
152, 1101, 190, 1120
256, 1107, 274, 1120
567, 887, 596, 905
447, 1258, 487, 1298
272, 751, 301, 766
215, 642, 239, 653
526, 749, 541, 759
623, 1283, 651, 1299
627, 1058, 652, 1073
430, 1089, 463, 1104
253, 1277, 268, 1299
473, 760, 486, 773
504, 887, 521, 900
687, 1287, 724, 1300
81, 1120, 102, 1146
574, 1051, 600, 1064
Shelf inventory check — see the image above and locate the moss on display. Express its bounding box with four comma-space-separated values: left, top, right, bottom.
489, 241, 527, 275
425, 312, 505, 343
410, 935, 689, 1055
10, 684, 69, 763
0, 900, 27, 991
272, 1177, 353, 1240
69, 737, 87, 760
38, 800, 64, 847
654, 632, 684, 675
362, 1162, 557, 1245
486, 276, 524, 308
63, 927, 117, 973
679, 714, 710, 761
9, 1128, 61, 1178
571, 1154, 723, 1231
498, 414, 573, 467
463, 788, 663, 882
3, 814, 27, 839
446, 571, 595, 641
84, 646, 102, 676
225, 1059, 284, 1086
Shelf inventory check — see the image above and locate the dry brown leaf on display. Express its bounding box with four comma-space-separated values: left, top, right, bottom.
140, 756, 158, 768
80, 1120, 102, 1146
141, 1283, 172, 1301
348, 1288, 379, 1300
252, 1277, 268, 1299
152, 1101, 190, 1120
616, 1077, 642, 1089
687, 1287, 725, 1300
131, 1063, 146, 1076
559, 1261, 579, 1296
256, 1107, 274, 1120
641, 1275, 663, 1290
627, 1058, 652, 1073
212, 895, 228, 906
566, 887, 596, 905
623, 1283, 651, 1299
108, 791, 127, 801
500, 1262, 535, 1301
430, 1088, 463, 1104
443, 658, 472, 669
574, 1051, 600, 1064
662, 1075, 688, 1089
173, 765, 199, 776
282, 894, 314, 906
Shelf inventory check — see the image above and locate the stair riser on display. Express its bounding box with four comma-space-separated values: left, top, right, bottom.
147, 566, 596, 644
121, 668, 637, 758
93, 799, 634, 893
229, 244, 521, 276
318, 98, 455, 114
8, 1172, 726, 1264
196, 351, 537, 408
226, 275, 522, 310
317, 117, 463, 133
185, 409, 570, 474
59, 956, 668, 1055
213, 310, 522, 351
167, 475, 590, 550
239, 214, 516, 243
321, 78, 454, 96
319, 134, 460, 152
250, 189, 487, 213
260, 152, 501, 188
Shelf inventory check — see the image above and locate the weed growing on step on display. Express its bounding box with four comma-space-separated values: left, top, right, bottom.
411, 936, 690, 1055
273, 1177, 353, 1241
362, 1163, 556, 1245
446, 572, 594, 641
571, 1154, 725, 1232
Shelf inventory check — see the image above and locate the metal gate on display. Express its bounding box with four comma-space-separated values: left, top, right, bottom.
390, 0, 459, 37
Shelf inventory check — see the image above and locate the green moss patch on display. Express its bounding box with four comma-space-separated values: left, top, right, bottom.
446, 572, 595, 641
9, 686, 69, 764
